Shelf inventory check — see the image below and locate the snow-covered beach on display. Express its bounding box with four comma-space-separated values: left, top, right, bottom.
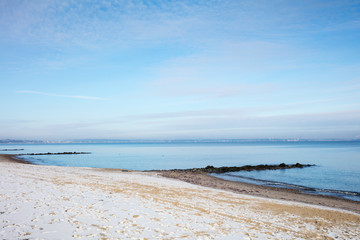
1, 154, 359, 239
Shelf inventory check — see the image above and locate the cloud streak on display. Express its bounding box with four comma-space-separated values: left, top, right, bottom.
16, 90, 106, 100
30, 109, 360, 140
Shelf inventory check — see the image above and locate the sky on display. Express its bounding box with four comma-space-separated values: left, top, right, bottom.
1, 0, 360, 140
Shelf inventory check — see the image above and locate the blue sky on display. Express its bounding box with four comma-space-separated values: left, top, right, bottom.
1, 0, 360, 140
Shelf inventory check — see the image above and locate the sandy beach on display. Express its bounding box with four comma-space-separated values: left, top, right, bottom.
1, 154, 359, 239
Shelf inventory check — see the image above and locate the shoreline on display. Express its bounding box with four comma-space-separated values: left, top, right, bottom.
157, 171, 360, 214
3, 154, 360, 214
0, 153, 32, 164
1, 153, 359, 239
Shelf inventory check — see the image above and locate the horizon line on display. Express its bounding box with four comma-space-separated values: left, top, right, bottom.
1, 138, 360, 143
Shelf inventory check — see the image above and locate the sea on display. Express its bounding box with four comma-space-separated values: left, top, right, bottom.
1, 141, 360, 201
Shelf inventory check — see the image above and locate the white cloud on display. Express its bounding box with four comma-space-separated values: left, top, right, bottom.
16, 90, 107, 100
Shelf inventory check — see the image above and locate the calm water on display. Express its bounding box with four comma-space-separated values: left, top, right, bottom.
1, 141, 360, 201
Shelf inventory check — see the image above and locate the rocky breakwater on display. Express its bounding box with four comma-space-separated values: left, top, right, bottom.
19, 152, 91, 156
157, 163, 315, 174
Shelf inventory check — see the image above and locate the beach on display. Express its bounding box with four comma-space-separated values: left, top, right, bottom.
1, 154, 359, 239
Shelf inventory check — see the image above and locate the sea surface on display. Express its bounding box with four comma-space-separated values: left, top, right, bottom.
1, 141, 360, 201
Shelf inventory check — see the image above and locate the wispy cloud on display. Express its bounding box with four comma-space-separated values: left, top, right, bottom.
16, 90, 106, 100
0, 0, 213, 47
6, 0, 354, 48
146, 41, 286, 99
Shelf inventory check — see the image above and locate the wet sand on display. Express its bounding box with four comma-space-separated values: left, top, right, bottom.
1, 154, 359, 239
158, 171, 360, 214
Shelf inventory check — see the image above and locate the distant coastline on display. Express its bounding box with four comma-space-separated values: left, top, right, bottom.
1, 138, 360, 144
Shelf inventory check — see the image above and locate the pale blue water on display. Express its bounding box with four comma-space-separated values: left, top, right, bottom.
1, 141, 360, 201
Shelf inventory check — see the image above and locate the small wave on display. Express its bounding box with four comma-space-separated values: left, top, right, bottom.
314, 188, 360, 197
223, 173, 317, 191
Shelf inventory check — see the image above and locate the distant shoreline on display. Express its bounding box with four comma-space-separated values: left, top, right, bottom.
1, 139, 360, 144
2, 153, 359, 214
